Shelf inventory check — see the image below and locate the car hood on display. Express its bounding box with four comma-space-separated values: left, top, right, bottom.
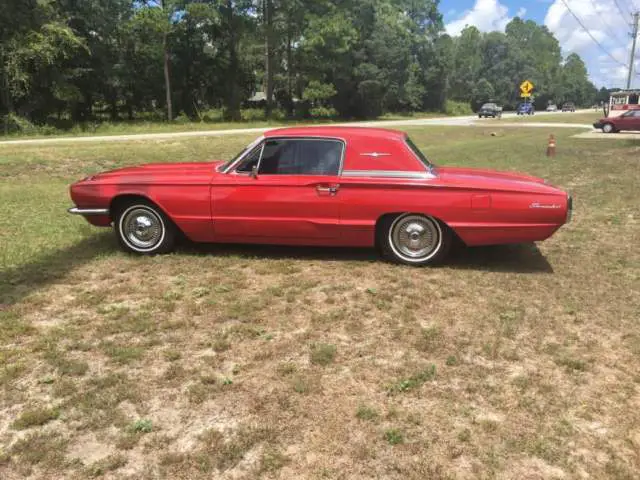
84, 161, 225, 183
435, 166, 561, 194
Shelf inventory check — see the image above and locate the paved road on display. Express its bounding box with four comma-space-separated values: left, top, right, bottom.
0, 109, 597, 146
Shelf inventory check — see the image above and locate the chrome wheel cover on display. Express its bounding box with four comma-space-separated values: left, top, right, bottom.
389, 215, 442, 262
120, 206, 165, 251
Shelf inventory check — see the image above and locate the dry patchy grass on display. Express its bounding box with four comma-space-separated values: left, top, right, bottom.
0, 127, 639, 479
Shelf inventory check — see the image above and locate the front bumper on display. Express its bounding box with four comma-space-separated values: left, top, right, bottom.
68, 207, 112, 226
593, 122, 603, 129
68, 207, 110, 216
567, 195, 573, 223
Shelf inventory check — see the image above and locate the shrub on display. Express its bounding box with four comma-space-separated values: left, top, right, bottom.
444, 100, 473, 116
173, 113, 191, 124
309, 106, 338, 118
0, 114, 38, 134
240, 108, 266, 122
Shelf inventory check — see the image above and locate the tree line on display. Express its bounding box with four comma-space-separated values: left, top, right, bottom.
0, 0, 604, 133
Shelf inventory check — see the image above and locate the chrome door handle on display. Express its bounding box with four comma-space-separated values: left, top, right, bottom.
316, 185, 339, 194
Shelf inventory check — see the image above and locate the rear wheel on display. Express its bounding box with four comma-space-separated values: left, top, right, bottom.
378, 214, 451, 266
115, 201, 176, 254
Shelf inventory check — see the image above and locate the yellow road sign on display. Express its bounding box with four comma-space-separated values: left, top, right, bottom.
521, 92, 532, 98
520, 80, 534, 94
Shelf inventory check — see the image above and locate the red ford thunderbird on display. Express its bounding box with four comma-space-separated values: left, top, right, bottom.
68, 127, 572, 266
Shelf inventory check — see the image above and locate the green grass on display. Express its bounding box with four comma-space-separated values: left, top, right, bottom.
0, 126, 639, 478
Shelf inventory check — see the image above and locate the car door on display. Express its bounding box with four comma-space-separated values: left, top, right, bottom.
630, 110, 640, 130
615, 111, 635, 131
211, 137, 344, 243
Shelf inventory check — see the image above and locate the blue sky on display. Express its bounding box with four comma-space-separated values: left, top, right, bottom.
440, 0, 640, 89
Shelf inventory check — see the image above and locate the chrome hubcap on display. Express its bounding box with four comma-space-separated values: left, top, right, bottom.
391, 215, 439, 259
122, 208, 163, 249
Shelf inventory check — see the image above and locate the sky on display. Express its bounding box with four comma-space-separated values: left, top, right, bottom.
441, 0, 640, 89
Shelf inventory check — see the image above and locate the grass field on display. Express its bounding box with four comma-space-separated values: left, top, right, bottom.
1, 126, 639, 479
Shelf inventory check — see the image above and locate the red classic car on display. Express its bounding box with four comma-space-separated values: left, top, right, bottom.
68, 127, 572, 266
593, 110, 640, 133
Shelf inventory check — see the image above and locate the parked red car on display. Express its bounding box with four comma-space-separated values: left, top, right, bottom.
69, 127, 572, 266
594, 110, 640, 133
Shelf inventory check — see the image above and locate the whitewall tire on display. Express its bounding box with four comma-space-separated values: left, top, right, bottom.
115, 202, 176, 254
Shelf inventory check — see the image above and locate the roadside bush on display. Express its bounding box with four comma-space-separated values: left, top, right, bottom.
240, 108, 286, 122
444, 100, 473, 116
241, 108, 266, 122
173, 113, 191, 124
201, 108, 224, 122
0, 114, 39, 135
309, 106, 338, 118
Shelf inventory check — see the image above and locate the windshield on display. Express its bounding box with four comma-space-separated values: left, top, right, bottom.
218, 136, 264, 172
481, 103, 495, 109
405, 136, 435, 174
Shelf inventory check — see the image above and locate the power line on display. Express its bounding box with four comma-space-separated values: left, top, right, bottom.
559, 0, 628, 67
589, 0, 629, 47
612, 0, 631, 18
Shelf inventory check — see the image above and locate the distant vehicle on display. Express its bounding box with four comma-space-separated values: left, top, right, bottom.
477, 103, 502, 118
546, 104, 558, 112
593, 110, 640, 133
562, 102, 576, 112
517, 102, 535, 115
67, 126, 572, 265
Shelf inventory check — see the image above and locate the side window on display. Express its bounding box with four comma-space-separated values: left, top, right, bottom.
296, 140, 342, 175
258, 139, 343, 175
235, 145, 262, 173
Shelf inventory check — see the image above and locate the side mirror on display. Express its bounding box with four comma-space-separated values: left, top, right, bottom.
250, 165, 259, 179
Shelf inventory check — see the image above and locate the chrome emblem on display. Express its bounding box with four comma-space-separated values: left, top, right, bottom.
529, 202, 561, 209
360, 152, 391, 158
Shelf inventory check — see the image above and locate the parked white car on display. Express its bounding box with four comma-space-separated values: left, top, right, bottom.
546, 104, 558, 112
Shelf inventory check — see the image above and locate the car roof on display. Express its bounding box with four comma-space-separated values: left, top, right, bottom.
264, 126, 407, 141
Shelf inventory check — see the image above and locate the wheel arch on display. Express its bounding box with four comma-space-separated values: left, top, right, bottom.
110, 194, 183, 235
374, 212, 465, 249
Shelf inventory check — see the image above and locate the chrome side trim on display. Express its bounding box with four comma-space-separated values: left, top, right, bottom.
341, 170, 435, 179
68, 207, 110, 216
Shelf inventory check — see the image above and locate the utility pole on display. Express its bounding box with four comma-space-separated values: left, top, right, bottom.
627, 11, 639, 89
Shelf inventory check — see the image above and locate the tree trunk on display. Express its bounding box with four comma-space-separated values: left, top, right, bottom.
224, 0, 241, 121
264, 0, 274, 118
161, 0, 173, 121
163, 33, 172, 120
1, 47, 13, 135
109, 93, 118, 121
286, 23, 293, 117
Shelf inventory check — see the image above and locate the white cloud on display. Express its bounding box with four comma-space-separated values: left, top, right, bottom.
445, 0, 515, 36
544, 0, 638, 87
516, 7, 527, 17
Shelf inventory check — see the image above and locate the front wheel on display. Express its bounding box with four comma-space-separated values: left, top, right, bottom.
115, 202, 177, 254
602, 123, 615, 134
379, 214, 452, 266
